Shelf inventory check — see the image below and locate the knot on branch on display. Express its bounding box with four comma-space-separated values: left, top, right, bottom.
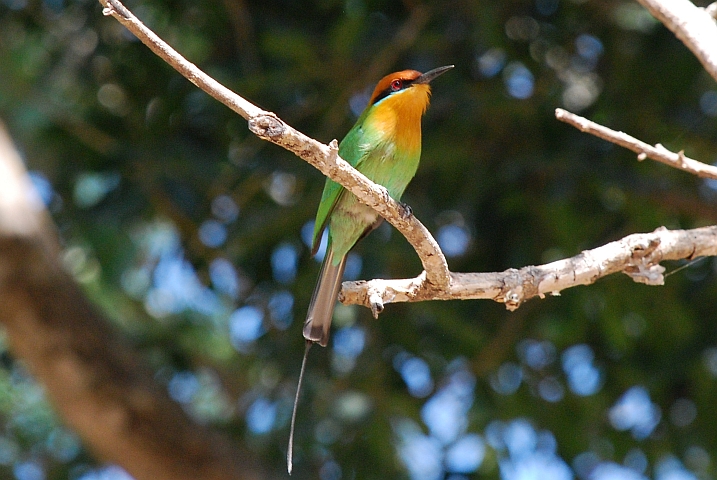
368, 289, 384, 319
624, 236, 665, 285
624, 263, 665, 285
338, 279, 386, 317
497, 268, 528, 311
631, 235, 660, 257
363, 280, 403, 318
102, 0, 131, 19
248, 114, 285, 140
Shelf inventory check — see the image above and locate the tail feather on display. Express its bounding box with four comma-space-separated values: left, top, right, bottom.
303, 248, 346, 347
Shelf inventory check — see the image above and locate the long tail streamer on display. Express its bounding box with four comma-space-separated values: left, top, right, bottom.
287, 340, 312, 474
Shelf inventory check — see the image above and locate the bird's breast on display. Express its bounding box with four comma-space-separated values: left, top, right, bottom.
363, 97, 424, 155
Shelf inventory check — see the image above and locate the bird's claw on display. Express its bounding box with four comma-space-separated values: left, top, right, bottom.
398, 202, 412, 219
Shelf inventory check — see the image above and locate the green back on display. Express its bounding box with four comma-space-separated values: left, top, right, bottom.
310, 110, 371, 254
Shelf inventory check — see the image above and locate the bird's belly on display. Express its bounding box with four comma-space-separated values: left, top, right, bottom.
347, 201, 380, 224
327, 144, 419, 259
328, 196, 380, 258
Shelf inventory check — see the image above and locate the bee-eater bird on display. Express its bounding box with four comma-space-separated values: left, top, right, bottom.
288, 65, 453, 474
305, 64, 453, 346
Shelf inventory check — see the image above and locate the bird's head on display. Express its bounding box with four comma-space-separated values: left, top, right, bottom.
368, 65, 454, 109
360, 65, 453, 152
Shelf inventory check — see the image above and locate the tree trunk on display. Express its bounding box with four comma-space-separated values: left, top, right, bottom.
0, 121, 267, 480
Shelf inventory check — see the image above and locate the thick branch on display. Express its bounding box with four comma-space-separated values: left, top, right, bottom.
340, 226, 717, 311
555, 108, 717, 179
0, 124, 264, 480
99, 0, 450, 292
634, 0, 717, 83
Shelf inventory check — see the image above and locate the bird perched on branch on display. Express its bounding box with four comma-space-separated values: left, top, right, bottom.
306, 64, 453, 346
288, 65, 453, 473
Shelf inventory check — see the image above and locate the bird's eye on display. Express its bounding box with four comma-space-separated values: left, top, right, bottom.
390, 79, 403, 91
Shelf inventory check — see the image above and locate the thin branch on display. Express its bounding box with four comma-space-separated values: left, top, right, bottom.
340, 226, 717, 311
99, 0, 451, 293
634, 0, 717, 83
555, 108, 717, 179
100, 0, 261, 120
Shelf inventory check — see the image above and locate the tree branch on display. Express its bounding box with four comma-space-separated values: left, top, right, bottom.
99, 0, 451, 295
633, 0, 717, 83
0, 123, 264, 480
340, 226, 717, 310
555, 108, 717, 179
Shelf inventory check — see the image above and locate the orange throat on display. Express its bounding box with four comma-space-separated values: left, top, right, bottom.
367, 83, 431, 154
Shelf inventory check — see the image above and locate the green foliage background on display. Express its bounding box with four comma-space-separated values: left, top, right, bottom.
2, 0, 717, 478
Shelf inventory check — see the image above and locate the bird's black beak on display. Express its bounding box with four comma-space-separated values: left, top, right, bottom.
414, 65, 454, 85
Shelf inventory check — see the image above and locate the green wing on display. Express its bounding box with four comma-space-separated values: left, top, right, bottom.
310, 179, 343, 255
311, 119, 369, 255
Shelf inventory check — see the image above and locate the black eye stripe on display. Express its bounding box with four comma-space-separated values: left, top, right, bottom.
370, 79, 414, 106
372, 89, 392, 105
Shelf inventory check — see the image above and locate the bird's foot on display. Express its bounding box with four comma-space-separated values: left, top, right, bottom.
398, 202, 413, 219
